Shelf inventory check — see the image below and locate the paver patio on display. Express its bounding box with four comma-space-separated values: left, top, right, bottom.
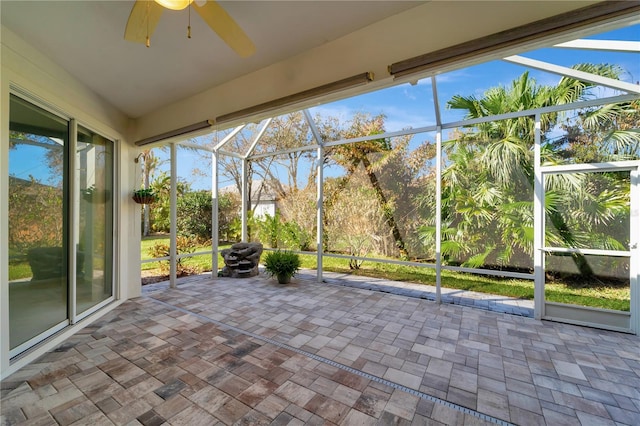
1, 272, 639, 425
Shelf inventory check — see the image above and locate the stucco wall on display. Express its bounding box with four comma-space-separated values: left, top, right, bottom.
0, 27, 139, 379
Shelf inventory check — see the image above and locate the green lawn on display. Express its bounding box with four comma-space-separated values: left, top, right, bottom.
140, 238, 629, 311
296, 254, 629, 311
141, 235, 228, 273
8, 237, 629, 312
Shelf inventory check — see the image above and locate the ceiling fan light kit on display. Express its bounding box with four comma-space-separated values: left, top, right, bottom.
154, 0, 190, 11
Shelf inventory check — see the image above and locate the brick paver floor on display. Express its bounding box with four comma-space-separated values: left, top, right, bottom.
2, 272, 639, 425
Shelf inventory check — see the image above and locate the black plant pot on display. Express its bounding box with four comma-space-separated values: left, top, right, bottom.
277, 273, 292, 284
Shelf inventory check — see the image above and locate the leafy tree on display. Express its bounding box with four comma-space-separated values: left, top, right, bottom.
177, 191, 212, 243
8, 176, 63, 253
218, 192, 241, 242
278, 185, 317, 251
324, 174, 388, 268
251, 112, 316, 197
323, 113, 412, 259
147, 172, 191, 234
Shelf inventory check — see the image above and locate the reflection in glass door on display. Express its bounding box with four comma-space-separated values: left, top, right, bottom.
76, 126, 114, 316
8, 95, 69, 353
542, 166, 637, 332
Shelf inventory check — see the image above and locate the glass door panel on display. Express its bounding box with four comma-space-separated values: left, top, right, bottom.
8, 94, 69, 351
76, 126, 114, 315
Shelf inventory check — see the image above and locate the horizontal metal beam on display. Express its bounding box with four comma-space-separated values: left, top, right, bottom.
540, 160, 640, 174
248, 143, 319, 161
542, 247, 630, 258
443, 93, 639, 130
218, 149, 243, 159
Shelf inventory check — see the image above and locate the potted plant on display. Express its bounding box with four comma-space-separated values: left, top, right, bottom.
263, 250, 301, 284
132, 188, 156, 204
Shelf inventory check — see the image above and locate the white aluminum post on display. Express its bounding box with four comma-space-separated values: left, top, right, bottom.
316, 146, 324, 282
304, 109, 324, 283
212, 150, 219, 278
435, 127, 442, 304
533, 114, 544, 319
630, 169, 639, 334
241, 158, 248, 242
432, 77, 443, 304
69, 119, 77, 322
170, 143, 177, 288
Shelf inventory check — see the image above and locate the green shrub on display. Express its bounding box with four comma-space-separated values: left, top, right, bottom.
281, 221, 313, 251
219, 192, 241, 242
257, 212, 281, 248
263, 250, 301, 281
176, 191, 212, 242
148, 235, 199, 275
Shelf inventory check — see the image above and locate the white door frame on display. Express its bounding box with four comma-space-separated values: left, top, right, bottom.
535, 160, 639, 333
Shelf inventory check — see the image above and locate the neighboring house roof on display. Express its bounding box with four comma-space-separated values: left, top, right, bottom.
219, 179, 279, 202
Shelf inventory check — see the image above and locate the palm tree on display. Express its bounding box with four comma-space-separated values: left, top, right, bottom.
437, 64, 635, 276
139, 149, 160, 237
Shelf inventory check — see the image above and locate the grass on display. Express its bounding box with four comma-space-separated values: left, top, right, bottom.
8, 236, 630, 312
295, 253, 630, 311
8, 262, 31, 281
141, 235, 228, 273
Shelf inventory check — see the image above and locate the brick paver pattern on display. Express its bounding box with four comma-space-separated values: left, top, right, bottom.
2, 272, 639, 425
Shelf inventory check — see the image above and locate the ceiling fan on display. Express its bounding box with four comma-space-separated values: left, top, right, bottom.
124, 0, 255, 57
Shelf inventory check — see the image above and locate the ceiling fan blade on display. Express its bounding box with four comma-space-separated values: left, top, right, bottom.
193, 1, 256, 57
124, 0, 164, 44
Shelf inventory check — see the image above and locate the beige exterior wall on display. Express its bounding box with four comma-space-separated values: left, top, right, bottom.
0, 27, 139, 379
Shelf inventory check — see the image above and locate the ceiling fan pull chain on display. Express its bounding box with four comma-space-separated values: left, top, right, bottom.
188, 0, 192, 39
146, 0, 151, 47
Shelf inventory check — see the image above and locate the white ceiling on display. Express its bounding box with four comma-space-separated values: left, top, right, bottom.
1, 1, 423, 118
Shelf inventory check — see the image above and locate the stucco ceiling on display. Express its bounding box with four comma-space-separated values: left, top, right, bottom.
1, 1, 423, 118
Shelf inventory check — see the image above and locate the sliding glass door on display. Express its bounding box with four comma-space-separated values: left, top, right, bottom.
76, 126, 114, 316
8, 94, 115, 356
8, 95, 70, 353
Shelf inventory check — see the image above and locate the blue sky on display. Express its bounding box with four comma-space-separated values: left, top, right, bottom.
10, 24, 639, 191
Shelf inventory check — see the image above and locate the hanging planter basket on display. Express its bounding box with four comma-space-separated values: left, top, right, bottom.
132, 190, 156, 205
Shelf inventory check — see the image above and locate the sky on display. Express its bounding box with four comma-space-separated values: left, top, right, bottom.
9, 23, 639, 191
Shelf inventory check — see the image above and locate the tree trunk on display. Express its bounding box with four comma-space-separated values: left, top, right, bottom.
361, 156, 408, 259
321, 162, 357, 252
